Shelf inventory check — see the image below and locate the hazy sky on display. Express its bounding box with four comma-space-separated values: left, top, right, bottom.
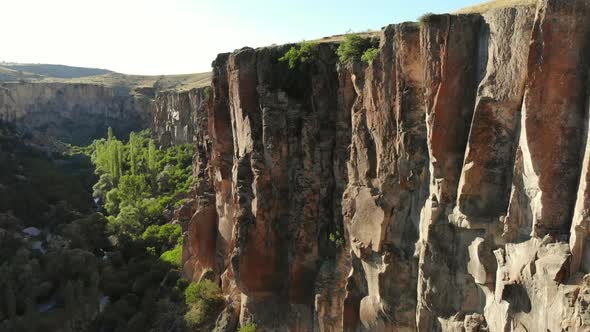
1, 0, 479, 75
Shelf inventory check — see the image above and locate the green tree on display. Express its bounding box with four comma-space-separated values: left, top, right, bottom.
107, 206, 142, 237
118, 175, 149, 208
105, 188, 121, 215
107, 127, 114, 141
279, 42, 317, 69
128, 132, 139, 175
148, 139, 157, 178
337, 33, 379, 64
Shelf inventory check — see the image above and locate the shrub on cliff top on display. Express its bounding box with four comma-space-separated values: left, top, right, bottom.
418, 12, 437, 25
337, 33, 379, 64
279, 42, 318, 69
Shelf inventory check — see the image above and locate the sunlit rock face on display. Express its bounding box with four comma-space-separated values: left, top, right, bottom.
0, 82, 151, 144
178, 0, 590, 330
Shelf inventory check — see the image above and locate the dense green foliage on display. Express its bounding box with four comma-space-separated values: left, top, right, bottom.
336, 33, 380, 64
361, 47, 380, 64
184, 280, 223, 307
240, 322, 258, 332
279, 42, 318, 69
91, 129, 192, 239
0, 124, 198, 331
87, 128, 194, 330
160, 241, 183, 267
183, 280, 224, 329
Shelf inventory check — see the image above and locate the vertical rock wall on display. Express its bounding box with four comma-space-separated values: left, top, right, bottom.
152, 88, 210, 147
0, 82, 150, 144
182, 0, 590, 331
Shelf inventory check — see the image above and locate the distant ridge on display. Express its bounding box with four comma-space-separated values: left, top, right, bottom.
0, 63, 113, 79
0, 62, 212, 92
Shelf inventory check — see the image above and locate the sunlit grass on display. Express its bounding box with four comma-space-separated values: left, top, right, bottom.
455, 0, 537, 14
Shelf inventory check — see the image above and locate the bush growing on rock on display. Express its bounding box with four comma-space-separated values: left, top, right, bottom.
361, 47, 380, 64
418, 12, 437, 25
240, 322, 257, 332
159, 241, 182, 267
336, 33, 379, 64
183, 280, 224, 329
184, 280, 223, 307
142, 223, 181, 248
279, 42, 318, 69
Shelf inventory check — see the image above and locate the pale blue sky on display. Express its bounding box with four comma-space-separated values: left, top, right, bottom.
1, 0, 480, 75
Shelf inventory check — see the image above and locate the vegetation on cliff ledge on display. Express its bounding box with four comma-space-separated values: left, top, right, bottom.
337, 33, 380, 64
279, 41, 319, 69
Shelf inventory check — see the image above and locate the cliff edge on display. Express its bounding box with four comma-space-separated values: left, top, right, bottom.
179, 0, 590, 331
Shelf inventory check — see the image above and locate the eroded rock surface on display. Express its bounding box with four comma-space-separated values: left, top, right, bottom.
152, 87, 209, 146
178, 0, 590, 330
0, 82, 151, 144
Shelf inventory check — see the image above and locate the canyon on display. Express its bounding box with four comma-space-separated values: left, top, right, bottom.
2, 0, 590, 331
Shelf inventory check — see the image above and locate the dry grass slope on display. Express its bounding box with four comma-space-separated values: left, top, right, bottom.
0, 63, 212, 92
46, 72, 213, 92
455, 0, 537, 13
310, 30, 380, 43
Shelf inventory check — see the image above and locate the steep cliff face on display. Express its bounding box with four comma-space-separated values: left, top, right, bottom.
152, 88, 210, 147
0, 82, 151, 144
183, 0, 590, 331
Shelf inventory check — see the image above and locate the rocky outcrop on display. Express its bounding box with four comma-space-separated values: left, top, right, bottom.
182, 44, 350, 331
181, 0, 590, 330
0, 82, 151, 144
152, 87, 210, 147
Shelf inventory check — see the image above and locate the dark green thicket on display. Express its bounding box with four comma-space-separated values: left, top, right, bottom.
0, 126, 102, 331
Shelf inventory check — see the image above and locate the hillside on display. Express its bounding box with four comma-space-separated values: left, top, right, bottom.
0, 63, 113, 78
0, 62, 212, 92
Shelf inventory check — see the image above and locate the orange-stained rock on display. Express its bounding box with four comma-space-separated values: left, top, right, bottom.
506, 0, 590, 240
173, 1, 590, 331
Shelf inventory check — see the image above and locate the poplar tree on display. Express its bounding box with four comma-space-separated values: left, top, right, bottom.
147, 139, 157, 184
